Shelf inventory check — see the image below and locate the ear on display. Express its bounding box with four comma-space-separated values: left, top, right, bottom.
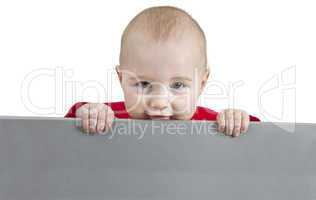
199, 67, 210, 96
116, 65, 122, 83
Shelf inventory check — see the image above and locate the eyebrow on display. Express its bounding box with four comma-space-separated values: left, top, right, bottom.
171, 76, 192, 82
128, 75, 151, 81
129, 76, 192, 82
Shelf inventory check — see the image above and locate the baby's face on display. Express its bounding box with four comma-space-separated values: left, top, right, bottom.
117, 35, 208, 120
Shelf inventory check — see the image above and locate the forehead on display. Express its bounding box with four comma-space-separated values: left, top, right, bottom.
121, 34, 203, 80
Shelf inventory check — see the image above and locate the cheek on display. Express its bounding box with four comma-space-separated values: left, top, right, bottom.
122, 85, 145, 116
123, 86, 138, 104
172, 89, 197, 115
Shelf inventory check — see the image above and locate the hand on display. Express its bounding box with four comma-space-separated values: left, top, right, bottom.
216, 109, 250, 137
75, 103, 115, 135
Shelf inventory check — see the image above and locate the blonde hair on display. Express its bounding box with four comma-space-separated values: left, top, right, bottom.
120, 6, 208, 71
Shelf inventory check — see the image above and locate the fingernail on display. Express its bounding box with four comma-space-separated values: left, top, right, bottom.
99, 130, 106, 135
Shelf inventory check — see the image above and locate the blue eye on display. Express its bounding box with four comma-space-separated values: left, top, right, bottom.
135, 81, 151, 88
170, 82, 186, 90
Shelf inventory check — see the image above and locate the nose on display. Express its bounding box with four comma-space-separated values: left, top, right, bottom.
146, 84, 171, 111
148, 98, 168, 110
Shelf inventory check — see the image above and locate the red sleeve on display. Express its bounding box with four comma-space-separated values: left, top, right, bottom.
192, 106, 261, 122
249, 114, 261, 122
213, 113, 260, 122
64, 102, 88, 118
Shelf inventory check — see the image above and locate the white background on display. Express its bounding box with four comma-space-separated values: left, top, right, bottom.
0, 0, 315, 123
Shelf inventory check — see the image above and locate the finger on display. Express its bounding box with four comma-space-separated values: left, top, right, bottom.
104, 109, 115, 133
88, 105, 98, 134
75, 105, 85, 128
81, 108, 90, 134
216, 112, 225, 133
225, 109, 234, 136
232, 110, 242, 137
96, 107, 107, 135
241, 112, 250, 133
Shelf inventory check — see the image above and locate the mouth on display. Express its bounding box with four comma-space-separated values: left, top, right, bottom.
148, 115, 171, 120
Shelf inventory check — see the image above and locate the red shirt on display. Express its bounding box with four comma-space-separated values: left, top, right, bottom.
64, 101, 260, 121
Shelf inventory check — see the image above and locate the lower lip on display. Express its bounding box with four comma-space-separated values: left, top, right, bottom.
149, 116, 170, 120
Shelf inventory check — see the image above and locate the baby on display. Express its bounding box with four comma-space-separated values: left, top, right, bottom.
65, 6, 260, 137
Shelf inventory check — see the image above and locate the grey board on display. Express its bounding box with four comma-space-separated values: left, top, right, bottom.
0, 116, 315, 200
